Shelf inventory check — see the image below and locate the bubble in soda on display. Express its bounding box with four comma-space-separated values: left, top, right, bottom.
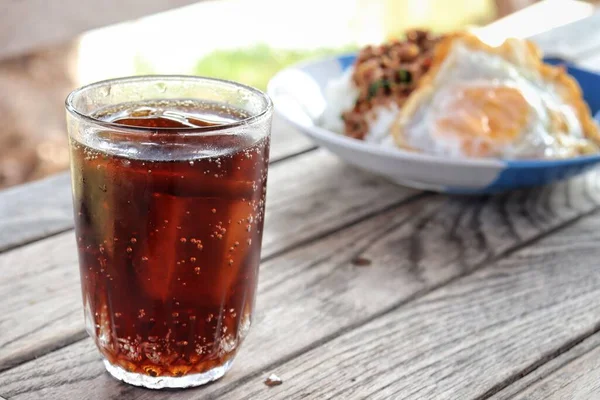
70, 100, 269, 377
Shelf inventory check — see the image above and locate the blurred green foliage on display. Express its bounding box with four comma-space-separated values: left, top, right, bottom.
191, 43, 358, 90
131, 0, 499, 89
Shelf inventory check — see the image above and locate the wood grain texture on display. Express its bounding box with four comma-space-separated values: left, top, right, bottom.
507, 345, 600, 399
0, 116, 315, 254
2, 0, 599, 256
0, 231, 84, 376
0, 0, 201, 58
489, 333, 600, 400
216, 205, 600, 400
0, 149, 418, 373
261, 150, 421, 257
3, 7, 600, 399
3, 173, 600, 399
269, 117, 316, 162
0, 173, 73, 253
1, 7, 598, 254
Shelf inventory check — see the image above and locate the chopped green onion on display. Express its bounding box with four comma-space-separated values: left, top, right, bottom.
368, 81, 381, 98
367, 79, 390, 99
398, 69, 412, 84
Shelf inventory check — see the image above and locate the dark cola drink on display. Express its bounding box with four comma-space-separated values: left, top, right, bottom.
67, 91, 271, 389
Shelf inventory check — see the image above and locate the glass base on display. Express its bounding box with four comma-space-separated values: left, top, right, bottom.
103, 359, 233, 389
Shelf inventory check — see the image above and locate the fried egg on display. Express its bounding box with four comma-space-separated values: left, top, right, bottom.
392, 33, 600, 159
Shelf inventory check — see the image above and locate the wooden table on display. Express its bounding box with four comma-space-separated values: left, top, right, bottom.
3, 7, 600, 400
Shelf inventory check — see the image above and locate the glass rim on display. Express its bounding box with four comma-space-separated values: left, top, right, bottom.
65, 75, 273, 135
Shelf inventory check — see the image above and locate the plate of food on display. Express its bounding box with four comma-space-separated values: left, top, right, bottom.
267, 30, 600, 194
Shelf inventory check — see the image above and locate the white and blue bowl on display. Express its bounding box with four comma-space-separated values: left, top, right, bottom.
267, 54, 600, 194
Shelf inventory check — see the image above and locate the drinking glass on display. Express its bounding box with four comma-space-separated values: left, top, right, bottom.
65, 76, 272, 389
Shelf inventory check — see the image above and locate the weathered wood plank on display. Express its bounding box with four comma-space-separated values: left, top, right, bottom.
269, 116, 316, 162
261, 150, 422, 257
0, 173, 73, 253
489, 332, 600, 400
0, 116, 315, 254
0, 231, 85, 377
2, 173, 600, 399
0, 0, 201, 59
3, 7, 600, 398
0, 149, 419, 373
502, 337, 600, 399
214, 207, 600, 400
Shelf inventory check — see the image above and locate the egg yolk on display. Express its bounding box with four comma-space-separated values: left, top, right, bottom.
433, 86, 530, 157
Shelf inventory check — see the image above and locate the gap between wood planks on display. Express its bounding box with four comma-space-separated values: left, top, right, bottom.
0, 150, 319, 257
0, 116, 314, 255
0, 144, 427, 375
486, 330, 600, 399
0, 149, 313, 257
206, 202, 600, 400
1, 41, 598, 257
0, 225, 73, 257
498, 333, 600, 399
0, 190, 432, 378
213, 215, 600, 399
475, 322, 600, 400
3, 45, 600, 399
4, 174, 600, 399
1, 152, 600, 395
0, 150, 596, 393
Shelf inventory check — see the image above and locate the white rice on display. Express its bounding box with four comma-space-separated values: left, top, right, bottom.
321, 67, 400, 144
321, 68, 358, 134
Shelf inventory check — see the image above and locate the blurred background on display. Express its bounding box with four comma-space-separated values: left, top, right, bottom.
0, 0, 597, 189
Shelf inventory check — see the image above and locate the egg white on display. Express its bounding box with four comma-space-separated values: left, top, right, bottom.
397, 38, 592, 159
